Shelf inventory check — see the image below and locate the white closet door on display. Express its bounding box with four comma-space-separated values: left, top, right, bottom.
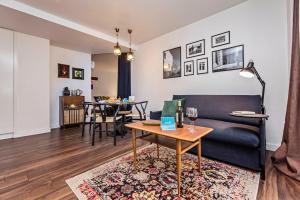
0, 28, 14, 135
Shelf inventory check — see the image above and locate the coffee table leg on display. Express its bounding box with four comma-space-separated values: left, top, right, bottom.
176, 139, 182, 197
197, 139, 201, 172
132, 129, 137, 167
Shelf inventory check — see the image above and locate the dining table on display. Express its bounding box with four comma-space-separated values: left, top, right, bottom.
82, 100, 148, 146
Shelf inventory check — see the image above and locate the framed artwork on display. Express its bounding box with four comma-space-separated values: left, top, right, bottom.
212, 45, 244, 73
184, 60, 194, 76
163, 47, 181, 79
211, 31, 230, 48
186, 39, 205, 58
196, 58, 208, 74
58, 63, 70, 78
72, 68, 84, 80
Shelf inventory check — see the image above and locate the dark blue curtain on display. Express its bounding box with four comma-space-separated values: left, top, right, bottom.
117, 53, 131, 99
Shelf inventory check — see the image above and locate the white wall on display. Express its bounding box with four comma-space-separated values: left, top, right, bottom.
50, 46, 91, 128
13, 32, 50, 137
0, 28, 14, 139
91, 53, 118, 97
132, 0, 290, 150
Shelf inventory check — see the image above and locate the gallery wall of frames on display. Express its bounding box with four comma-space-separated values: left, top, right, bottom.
162, 31, 245, 79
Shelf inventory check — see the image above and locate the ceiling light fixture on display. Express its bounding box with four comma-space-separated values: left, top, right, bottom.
127, 29, 134, 61
113, 28, 121, 56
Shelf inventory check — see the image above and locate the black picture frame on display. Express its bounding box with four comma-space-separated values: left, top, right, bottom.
211, 31, 230, 48
163, 46, 182, 79
58, 63, 70, 78
72, 68, 84, 80
186, 39, 205, 59
212, 45, 244, 73
184, 60, 194, 76
196, 57, 208, 74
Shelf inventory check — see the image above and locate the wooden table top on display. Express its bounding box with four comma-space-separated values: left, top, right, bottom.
125, 120, 213, 142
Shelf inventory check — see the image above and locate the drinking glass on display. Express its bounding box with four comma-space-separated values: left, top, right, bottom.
186, 107, 198, 133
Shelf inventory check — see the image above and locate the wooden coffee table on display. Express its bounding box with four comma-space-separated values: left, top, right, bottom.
125, 120, 213, 197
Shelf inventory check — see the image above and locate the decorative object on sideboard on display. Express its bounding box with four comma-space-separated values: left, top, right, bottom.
211, 31, 230, 48
184, 60, 194, 76
186, 39, 205, 58
69, 89, 83, 96
240, 60, 266, 113
113, 28, 121, 56
75, 89, 83, 96
127, 29, 134, 61
58, 63, 70, 78
72, 68, 84, 80
196, 57, 208, 74
163, 46, 181, 79
63, 87, 70, 96
212, 45, 244, 73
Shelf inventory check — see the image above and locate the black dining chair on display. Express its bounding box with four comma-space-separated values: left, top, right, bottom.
94, 96, 102, 102
81, 102, 94, 137
124, 101, 148, 122
91, 103, 123, 146
120, 101, 148, 136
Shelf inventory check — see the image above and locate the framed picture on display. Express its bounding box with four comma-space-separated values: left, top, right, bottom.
163, 47, 181, 79
196, 58, 208, 74
186, 39, 205, 58
212, 45, 244, 73
58, 63, 70, 78
184, 60, 194, 76
211, 31, 230, 48
72, 68, 84, 80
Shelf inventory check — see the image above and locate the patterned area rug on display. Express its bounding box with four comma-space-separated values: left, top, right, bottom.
66, 145, 260, 200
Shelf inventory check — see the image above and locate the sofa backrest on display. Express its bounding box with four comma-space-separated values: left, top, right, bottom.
173, 95, 262, 126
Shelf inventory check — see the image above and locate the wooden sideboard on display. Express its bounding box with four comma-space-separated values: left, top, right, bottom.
59, 96, 85, 128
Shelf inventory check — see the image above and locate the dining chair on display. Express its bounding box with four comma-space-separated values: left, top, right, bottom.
94, 96, 102, 102
81, 102, 94, 137
121, 101, 148, 136
124, 101, 148, 121
91, 103, 123, 146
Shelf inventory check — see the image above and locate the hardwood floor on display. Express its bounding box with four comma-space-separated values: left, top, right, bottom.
0, 128, 299, 200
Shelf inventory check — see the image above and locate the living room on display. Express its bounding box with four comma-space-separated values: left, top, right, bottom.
0, 0, 299, 199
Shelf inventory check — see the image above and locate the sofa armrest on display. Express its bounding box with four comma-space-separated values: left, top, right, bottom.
150, 111, 162, 120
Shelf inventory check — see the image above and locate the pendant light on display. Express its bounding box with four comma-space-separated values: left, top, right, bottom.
113, 28, 121, 56
127, 29, 134, 61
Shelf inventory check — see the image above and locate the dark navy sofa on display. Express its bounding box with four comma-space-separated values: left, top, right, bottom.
150, 95, 266, 179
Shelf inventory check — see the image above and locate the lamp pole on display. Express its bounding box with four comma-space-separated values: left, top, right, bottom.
251, 67, 266, 113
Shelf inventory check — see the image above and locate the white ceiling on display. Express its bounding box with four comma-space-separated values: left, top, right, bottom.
0, 5, 122, 54
0, 0, 247, 53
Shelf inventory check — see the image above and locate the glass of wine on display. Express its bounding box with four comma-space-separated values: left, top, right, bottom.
186, 107, 198, 133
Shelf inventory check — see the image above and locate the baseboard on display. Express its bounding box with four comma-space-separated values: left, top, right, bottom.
51, 122, 60, 129
266, 143, 280, 151
0, 132, 13, 140
13, 128, 51, 138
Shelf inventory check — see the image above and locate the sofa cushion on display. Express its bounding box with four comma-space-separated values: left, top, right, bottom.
193, 118, 260, 148
173, 95, 261, 126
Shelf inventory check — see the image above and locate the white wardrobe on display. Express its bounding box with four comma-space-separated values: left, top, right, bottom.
0, 28, 14, 139
0, 28, 50, 139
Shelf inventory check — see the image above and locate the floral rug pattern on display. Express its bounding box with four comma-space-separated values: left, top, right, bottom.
66, 145, 259, 200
